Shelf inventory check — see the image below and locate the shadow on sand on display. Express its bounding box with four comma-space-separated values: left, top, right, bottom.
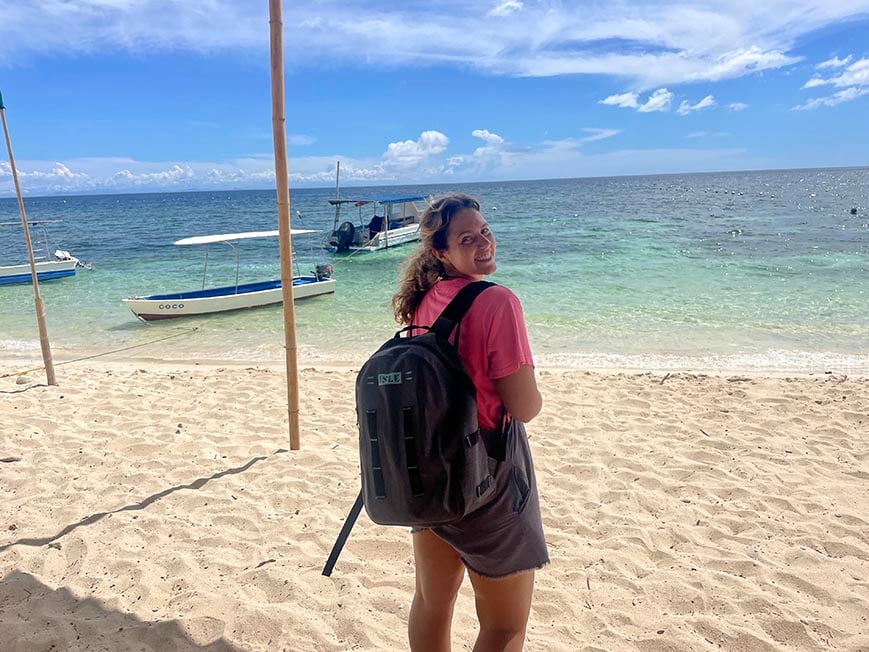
0, 571, 244, 651
0, 453, 296, 649
0, 450, 288, 553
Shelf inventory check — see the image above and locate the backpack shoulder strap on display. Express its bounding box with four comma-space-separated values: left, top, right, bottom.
431, 280, 496, 339
322, 490, 364, 577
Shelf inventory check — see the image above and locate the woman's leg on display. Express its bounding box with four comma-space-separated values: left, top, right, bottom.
468, 569, 535, 652
409, 529, 466, 652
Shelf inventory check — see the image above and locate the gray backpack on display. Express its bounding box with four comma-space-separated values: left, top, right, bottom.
323, 281, 496, 575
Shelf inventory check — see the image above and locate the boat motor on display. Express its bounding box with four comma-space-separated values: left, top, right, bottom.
315, 263, 333, 281
334, 221, 356, 252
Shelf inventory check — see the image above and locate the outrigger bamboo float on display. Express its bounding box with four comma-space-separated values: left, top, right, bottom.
122, 229, 335, 321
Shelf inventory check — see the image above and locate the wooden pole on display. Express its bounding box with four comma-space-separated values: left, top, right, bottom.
0, 91, 57, 386
332, 161, 341, 232
268, 0, 301, 449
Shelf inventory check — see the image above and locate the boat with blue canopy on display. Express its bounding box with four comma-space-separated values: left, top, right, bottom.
325, 194, 427, 253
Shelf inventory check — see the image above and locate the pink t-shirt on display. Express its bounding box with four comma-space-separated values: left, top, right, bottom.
413, 278, 534, 430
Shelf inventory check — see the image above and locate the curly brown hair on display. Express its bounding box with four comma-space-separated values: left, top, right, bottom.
391, 193, 482, 325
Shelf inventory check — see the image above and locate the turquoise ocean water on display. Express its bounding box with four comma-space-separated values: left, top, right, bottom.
1, 168, 867, 373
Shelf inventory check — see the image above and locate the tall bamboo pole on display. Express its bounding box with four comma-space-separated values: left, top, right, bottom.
267, 0, 301, 449
0, 91, 57, 386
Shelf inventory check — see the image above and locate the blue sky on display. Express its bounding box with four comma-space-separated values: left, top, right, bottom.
1, 0, 868, 197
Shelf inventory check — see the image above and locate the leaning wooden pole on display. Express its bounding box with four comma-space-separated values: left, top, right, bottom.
268, 0, 301, 449
0, 91, 57, 386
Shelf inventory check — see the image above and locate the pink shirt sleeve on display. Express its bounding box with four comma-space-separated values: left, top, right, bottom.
473, 286, 535, 379
414, 279, 534, 430
461, 286, 534, 429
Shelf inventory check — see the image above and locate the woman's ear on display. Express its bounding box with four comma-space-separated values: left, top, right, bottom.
431, 247, 447, 262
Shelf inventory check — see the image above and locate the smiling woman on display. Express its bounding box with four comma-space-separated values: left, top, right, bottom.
431, 204, 497, 280
391, 193, 547, 651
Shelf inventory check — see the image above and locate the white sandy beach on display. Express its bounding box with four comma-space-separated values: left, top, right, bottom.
2, 361, 868, 651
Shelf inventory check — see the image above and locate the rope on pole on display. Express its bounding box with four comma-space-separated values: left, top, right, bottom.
0, 327, 201, 380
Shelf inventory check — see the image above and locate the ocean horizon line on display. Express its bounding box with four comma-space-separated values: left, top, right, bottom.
2, 163, 867, 202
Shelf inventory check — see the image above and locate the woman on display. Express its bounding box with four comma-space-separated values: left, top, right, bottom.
393, 193, 548, 651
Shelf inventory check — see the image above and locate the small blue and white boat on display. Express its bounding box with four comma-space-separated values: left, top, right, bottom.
0, 257, 79, 285
122, 229, 336, 322
0, 221, 86, 285
325, 195, 427, 253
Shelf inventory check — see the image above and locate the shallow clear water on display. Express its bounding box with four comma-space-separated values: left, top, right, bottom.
1, 168, 867, 372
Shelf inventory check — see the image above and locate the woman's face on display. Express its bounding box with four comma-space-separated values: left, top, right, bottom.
433, 207, 496, 280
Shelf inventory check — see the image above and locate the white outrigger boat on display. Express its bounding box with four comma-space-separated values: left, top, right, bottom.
325, 195, 426, 253
0, 220, 88, 285
122, 229, 335, 322
0, 256, 78, 285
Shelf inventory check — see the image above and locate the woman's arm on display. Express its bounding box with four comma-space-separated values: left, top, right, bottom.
493, 364, 542, 423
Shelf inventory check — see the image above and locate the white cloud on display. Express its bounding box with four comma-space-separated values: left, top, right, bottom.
0, 153, 402, 195
463, 141, 752, 180
794, 86, 869, 110
817, 55, 853, 69
800, 57, 869, 88
40, 162, 88, 180
383, 130, 449, 167
0, 144, 784, 197
443, 127, 617, 179
468, 130, 508, 168
287, 134, 317, 146
600, 92, 640, 109
637, 88, 673, 113
0, 158, 205, 195
601, 89, 672, 112
829, 58, 869, 87
727, 102, 749, 111
689, 47, 798, 82
797, 57, 869, 109
438, 128, 745, 181
577, 128, 621, 144
2, 2, 866, 88
0, 124, 632, 196
676, 94, 715, 115
0, 161, 89, 184
472, 129, 505, 144
140, 164, 194, 183
488, 1, 523, 18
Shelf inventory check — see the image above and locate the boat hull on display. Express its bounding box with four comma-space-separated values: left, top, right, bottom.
363, 224, 421, 251
122, 276, 336, 321
0, 259, 78, 285
333, 223, 421, 253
